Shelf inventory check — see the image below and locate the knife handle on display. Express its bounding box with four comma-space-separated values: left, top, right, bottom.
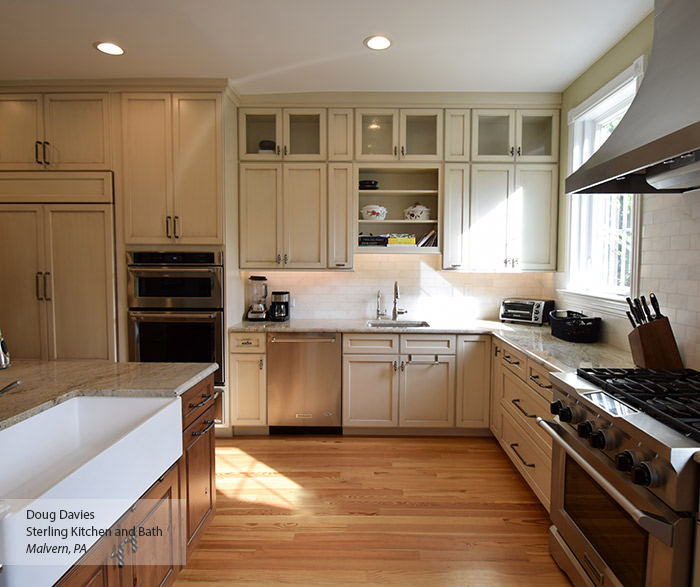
626, 311, 637, 329
640, 296, 654, 321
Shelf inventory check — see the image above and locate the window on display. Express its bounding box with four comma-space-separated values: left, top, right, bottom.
567, 57, 645, 300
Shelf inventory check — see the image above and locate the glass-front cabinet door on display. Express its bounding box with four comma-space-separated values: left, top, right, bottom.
283, 108, 326, 160
400, 109, 443, 161
356, 109, 442, 161
239, 108, 283, 160
355, 109, 399, 161
472, 110, 516, 162
516, 110, 559, 163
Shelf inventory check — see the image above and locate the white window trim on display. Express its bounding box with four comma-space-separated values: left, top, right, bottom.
561, 55, 646, 318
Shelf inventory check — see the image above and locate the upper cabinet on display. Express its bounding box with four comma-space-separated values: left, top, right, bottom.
122, 93, 223, 245
355, 109, 443, 162
239, 108, 327, 161
472, 109, 559, 163
0, 93, 111, 170
328, 108, 354, 161
444, 109, 471, 162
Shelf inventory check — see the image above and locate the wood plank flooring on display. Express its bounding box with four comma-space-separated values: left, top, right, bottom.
174, 436, 570, 586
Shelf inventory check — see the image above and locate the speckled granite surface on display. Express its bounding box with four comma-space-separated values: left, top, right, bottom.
0, 361, 217, 431
230, 318, 635, 373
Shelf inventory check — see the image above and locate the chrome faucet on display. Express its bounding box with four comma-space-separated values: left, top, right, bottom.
392, 281, 408, 320
376, 290, 387, 319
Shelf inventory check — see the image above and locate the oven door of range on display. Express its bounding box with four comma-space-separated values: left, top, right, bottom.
128, 310, 224, 385
538, 419, 694, 587
127, 266, 223, 309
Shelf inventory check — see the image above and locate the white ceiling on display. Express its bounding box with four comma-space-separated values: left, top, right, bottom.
0, 0, 653, 95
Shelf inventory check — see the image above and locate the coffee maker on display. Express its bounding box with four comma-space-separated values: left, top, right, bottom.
246, 276, 268, 321
269, 291, 290, 322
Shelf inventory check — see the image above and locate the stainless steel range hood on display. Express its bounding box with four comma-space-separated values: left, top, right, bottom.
566, 0, 700, 195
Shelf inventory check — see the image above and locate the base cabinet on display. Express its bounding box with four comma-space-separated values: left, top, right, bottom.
455, 334, 490, 428
229, 332, 267, 426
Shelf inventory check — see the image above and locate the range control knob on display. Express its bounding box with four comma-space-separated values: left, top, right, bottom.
558, 407, 575, 423
589, 429, 610, 450
631, 462, 661, 488
550, 400, 564, 415
615, 450, 637, 472
577, 420, 595, 439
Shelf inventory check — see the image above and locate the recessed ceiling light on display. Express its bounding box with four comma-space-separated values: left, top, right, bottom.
93, 42, 124, 56
363, 35, 391, 51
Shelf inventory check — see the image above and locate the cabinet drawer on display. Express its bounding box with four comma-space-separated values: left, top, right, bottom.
526, 360, 556, 402
229, 332, 266, 353
400, 334, 456, 355
502, 369, 552, 454
500, 409, 551, 511
343, 333, 399, 354
501, 343, 527, 379
181, 376, 216, 430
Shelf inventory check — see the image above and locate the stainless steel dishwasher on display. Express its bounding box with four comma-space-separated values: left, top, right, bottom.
266, 332, 341, 431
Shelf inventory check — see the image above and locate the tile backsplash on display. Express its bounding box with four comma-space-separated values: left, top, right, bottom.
241, 254, 555, 324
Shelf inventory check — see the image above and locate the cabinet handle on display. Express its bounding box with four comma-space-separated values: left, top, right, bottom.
509, 443, 536, 468
166, 216, 172, 238
276, 145, 281, 155
174, 215, 181, 239
35, 141, 42, 165
240, 340, 253, 346
494, 346, 500, 357
450, 264, 461, 268
277, 254, 282, 264
259, 359, 264, 370
517, 146, 522, 157
42, 141, 50, 165
401, 145, 405, 156
504, 258, 510, 267
407, 354, 439, 365
36, 272, 44, 301
512, 398, 537, 419
393, 361, 397, 372
112, 541, 125, 568
129, 534, 138, 553
335, 263, 346, 267
192, 420, 215, 436
400, 361, 405, 372
529, 375, 552, 389
503, 355, 519, 366
512, 257, 518, 267
510, 146, 515, 157
43, 272, 51, 301
284, 253, 288, 265
393, 146, 397, 157
284, 145, 288, 156
189, 393, 213, 408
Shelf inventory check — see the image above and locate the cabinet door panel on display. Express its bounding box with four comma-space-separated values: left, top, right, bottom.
284, 164, 326, 268
472, 109, 515, 162
328, 163, 353, 269
343, 355, 399, 426
400, 109, 443, 161
0, 205, 46, 359
230, 353, 266, 425
328, 108, 353, 160
469, 165, 512, 270
173, 94, 222, 244
239, 108, 282, 160
355, 109, 399, 161
283, 108, 326, 160
456, 335, 490, 428
442, 164, 470, 270
400, 355, 455, 427
239, 164, 283, 268
0, 94, 43, 169
44, 205, 115, 360
444, 109, 470, 162
122, 94, 173, 244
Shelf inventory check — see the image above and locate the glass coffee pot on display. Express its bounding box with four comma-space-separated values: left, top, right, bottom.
246, 276, 268, 321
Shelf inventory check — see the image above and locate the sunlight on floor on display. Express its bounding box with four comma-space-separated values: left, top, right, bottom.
215, 447, 302, 511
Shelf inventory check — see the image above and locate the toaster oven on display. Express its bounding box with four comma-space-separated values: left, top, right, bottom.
499, 299, 554, 325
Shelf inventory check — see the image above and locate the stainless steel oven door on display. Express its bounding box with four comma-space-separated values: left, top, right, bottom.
539, 419, 694, 587
128, 310, 224, 385
126, 267, 223, 309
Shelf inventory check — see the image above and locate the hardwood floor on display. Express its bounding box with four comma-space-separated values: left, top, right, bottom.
174, 436, 570, 586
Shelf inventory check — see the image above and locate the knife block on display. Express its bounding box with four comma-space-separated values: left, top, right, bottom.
628, 316, 684, 369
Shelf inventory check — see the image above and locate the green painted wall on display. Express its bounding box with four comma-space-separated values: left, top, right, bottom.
556, 13, 654, 271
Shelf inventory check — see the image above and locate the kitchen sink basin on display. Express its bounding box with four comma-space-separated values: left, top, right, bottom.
366, 319, 430, 328
0, 396, 182, 587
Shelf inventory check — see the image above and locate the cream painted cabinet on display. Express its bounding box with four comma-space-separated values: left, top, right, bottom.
122, 93, 223, 245
472, 109, 559, 163
455, 334, 490, 428
0, 203, 115, 361
399, 353, 455, 427
328, 108, 354, 160
490, 338, 503, 438
441, 164, 470, 270
239, 107, 326, 161
444, 109, 471, 162
229, 332, 267, 426
328, 163, 353, 269
469, 163, 557, 271
0, 93, 111, 170
343, 354, 400, 427
239, 163, 327, 269
355, 109, 443, 162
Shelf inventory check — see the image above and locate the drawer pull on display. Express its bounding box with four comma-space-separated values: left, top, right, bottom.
509, 443, 535, 468
192, 420, 215, 436
503, 355, 520, 366
240, 340, 253, 346
511, 398, 537, 419
189, 393, 213, 408
407, 354, 439, 365
529, 374, 553, 389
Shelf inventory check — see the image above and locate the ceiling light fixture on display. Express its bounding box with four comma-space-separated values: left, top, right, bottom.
363, 35, 391, 51
93, 42, 125, 56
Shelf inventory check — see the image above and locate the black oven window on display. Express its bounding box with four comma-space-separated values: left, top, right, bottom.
564, 457, 648, 587
137, 277, 213, 298
137, 322, 214, 363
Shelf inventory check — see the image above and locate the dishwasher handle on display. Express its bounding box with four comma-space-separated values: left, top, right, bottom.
269, 335, 337, 343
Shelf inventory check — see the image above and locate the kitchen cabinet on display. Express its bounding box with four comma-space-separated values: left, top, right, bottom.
0, 93, 111, 170
490, 339, 504, 438
469, 163, 557, 271
356, 163, 441, 254
122, 93, 223, 245
355, 109, 443, 162
342, 333, 455, 428
455, 334, 490, 428
328, 163, 354, 269
229, 332, 267, 426
441, 164, 470, 270
0, 203, 116, 361
444, 109, 471, 162
239, 107, 327, 161
239, 162, 327, 268
328, 108, 354, 160
471, 109, 559, 163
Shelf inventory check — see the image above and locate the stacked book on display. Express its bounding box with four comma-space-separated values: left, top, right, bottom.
417, 230, 437, 247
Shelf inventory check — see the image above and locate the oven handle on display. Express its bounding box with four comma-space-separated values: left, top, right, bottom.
128, 267, 220, 277
130, 312, 218, 322
537, 417, 676, 548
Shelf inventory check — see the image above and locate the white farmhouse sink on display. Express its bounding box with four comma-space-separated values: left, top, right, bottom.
0, 396, 182, 587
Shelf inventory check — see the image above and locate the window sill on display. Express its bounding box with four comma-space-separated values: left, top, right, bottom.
556, 289, 629, 319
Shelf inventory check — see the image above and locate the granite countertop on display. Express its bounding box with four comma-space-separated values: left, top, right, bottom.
0, 360, 218, 431
229, 318, 635, 373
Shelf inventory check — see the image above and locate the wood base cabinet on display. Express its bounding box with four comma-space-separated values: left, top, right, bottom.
455, 334, 490, 429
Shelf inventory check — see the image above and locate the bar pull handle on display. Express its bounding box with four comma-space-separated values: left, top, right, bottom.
166, 216, 172, 238
43, 141, 50, 165
36, 272, 44, 300
189, 393, 213, 408
503, 355, 520, 365
511, 398, 537, 419
192, 420, 215, 436
43, 272, 51, 301
174, 215, 180, 239
509, 443, 535, 468
35, 141, 43, 165
529, 375, 552, 389
407, 354, 440, 365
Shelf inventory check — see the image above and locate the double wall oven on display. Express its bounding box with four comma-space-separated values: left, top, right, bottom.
127, 251, 224, 386
541, 368, 700, 586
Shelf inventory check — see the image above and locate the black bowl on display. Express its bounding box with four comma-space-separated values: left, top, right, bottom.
359, 180, 378, 189
259, 139, 276, 150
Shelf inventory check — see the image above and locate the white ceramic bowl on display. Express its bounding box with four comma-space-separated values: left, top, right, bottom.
361, 205, 388, 220
404, 204, 430, 220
